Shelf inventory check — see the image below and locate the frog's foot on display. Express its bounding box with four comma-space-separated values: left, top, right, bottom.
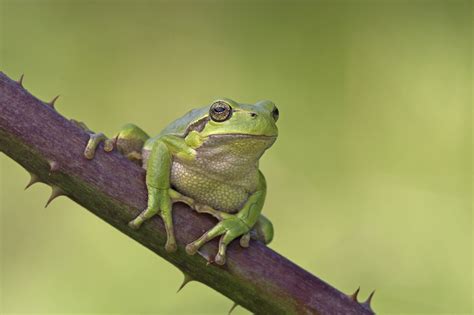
84, 132, 115, 159
128, 187, 177, 252
191, 205, 249, 248
185, 215, 250, 265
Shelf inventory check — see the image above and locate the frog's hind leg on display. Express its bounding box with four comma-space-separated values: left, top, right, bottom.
114, 124, 150, 164
83, 123, 150, 165
251, 215, 274, 245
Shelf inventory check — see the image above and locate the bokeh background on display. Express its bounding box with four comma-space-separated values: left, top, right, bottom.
0, 0, 471, 314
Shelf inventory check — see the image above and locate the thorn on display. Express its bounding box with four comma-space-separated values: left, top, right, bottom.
349, 286, 360, 302
48, 95, 60, 109
176, 273, 193, 293
44, 186, 65, 208
17, 74, 24, 87
228, 302, 238, 315
25, 172, 41, 190
365, 289, 375, 304
48, 160, 59, 173
361, 290, 375, 311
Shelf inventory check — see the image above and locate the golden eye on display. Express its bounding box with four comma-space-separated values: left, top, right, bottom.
209, 101, 232, 122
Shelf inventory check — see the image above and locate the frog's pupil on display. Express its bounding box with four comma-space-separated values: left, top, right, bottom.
209, 101, 232, 122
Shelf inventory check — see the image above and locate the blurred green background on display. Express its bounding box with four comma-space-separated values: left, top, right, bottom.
0, 0, 471, 314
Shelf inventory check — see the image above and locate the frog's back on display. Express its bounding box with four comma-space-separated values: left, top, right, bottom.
158, 107, 209, 137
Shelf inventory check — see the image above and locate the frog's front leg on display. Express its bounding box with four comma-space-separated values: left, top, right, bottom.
83, 123, 149, 163
185, 171, 268, 265
128, 135, 196, 252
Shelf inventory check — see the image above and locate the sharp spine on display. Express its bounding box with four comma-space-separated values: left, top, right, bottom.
228, 302, 238, 315
177, 273, 193, 293
17, 74, 24, 87
349, 286, 360, 302
361, 290, 375, 312
25, 172, 41, 190
44, 185, 65, 208
48, 95, 60, 109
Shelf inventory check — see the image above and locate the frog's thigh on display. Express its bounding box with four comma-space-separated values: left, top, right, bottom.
114, 123, 150, 161
253, 214, 274, 244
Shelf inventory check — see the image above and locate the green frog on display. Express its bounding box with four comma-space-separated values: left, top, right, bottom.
84, 98, 278, 265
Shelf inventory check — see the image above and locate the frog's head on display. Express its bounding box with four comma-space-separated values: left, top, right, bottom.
182, 98, 278, 160
199, 98, 279, 139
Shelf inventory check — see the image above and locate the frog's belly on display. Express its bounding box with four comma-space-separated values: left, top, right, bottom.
170, 161, 254, 213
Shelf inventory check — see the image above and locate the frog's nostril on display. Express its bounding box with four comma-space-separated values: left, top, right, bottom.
272, 106, 279, 122
250, 112, 258, 118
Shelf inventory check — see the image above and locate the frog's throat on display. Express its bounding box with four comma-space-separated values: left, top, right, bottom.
198, 133, 277, 160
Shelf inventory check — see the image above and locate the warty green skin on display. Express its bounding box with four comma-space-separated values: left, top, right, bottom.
84, 98, 278, 265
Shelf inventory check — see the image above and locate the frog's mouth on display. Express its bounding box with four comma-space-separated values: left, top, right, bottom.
208, 133, 277, 140
203, 133, 277, 149
206, 133, 277, 144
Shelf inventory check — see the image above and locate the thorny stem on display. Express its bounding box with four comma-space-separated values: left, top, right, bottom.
0, 72, 375, 314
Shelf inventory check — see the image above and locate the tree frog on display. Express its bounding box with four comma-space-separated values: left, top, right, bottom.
83, 98, 278, 265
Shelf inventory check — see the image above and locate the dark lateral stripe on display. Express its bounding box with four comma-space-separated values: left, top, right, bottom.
183, 116, 210, 137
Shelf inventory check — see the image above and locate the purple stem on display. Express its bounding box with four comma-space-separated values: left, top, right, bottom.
0, 72, 375, 314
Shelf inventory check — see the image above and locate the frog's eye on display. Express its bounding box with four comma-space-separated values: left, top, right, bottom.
272, 106, 279, 122
209, 101, 232, 122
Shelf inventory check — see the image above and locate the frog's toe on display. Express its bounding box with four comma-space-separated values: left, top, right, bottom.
185, 222, 226, 257
165, 239, 177, 252
214, 252, 226, 265
239, 233, 251, 248
185, 217, 249, 265
185, 243, 199, 255
128, 211, 148, 230
169, 189, 196, 209
194, 204, 233, 221
214, 232, 238, 265
128, 219, 141, 230
84, 132, 114, 159
84, 146, 96, 160
103, 138, 114, 152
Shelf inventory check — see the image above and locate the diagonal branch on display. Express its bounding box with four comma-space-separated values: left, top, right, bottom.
0, 71, 375, 315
